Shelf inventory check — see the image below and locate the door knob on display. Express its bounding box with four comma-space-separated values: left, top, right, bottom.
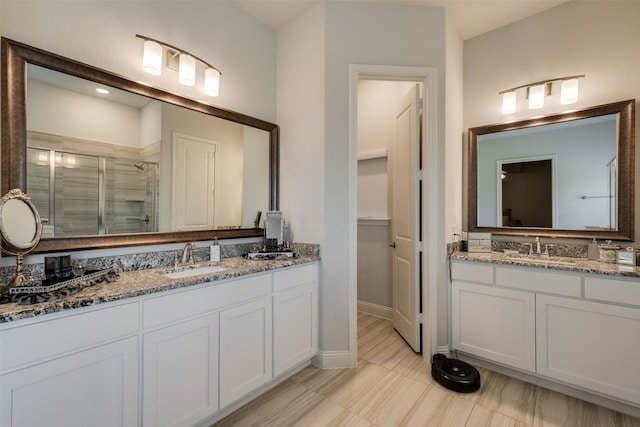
389, 242, 396, 248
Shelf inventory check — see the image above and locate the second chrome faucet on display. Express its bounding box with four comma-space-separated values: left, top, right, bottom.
526, 237, 555, 257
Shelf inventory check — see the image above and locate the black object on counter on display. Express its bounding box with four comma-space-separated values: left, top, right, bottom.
44, 254, 72, 284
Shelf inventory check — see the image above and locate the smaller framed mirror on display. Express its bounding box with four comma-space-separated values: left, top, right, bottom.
0, 189, 43, 293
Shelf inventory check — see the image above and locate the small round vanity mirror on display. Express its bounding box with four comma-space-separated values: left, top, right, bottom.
0, 189, 43, 293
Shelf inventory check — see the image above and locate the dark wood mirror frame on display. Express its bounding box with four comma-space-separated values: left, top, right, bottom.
1, 37, 279, 253
468, 99, 635, 241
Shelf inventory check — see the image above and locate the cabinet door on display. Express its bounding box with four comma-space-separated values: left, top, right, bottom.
219, 296, 272, 408
0, 336, 138, 427
142, 313, 219, 427
274, 281, 318, 376
537, 295, 640, 405
452, 281, 536, 372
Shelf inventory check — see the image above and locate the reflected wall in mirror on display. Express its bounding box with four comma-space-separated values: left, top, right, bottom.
2, 38, 279, 253
468, 99, 635, 241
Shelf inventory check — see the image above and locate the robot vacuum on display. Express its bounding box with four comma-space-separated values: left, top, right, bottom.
431, 354, 481, 393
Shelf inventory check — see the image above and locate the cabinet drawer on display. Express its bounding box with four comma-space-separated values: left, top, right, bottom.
143, 273, 271, 329
496, 266, 581, 296
1, 302, 140, 373
584, 276, 640, 307
273, 262, 318, 292
451, 261, 493, 285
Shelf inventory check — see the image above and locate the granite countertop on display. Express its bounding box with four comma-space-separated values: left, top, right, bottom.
0, 255, 320, 324
451, 250, 640, 278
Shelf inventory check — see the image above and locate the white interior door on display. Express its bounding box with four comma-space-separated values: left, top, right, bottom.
172, 133, 216, 231
391, 84, 421, 352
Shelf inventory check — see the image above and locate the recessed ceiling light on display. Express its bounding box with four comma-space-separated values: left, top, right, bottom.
95, 88, 110, 95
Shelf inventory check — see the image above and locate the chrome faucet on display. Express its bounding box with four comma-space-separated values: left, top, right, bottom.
181, 242, 195, 264
527, 237, 555, 257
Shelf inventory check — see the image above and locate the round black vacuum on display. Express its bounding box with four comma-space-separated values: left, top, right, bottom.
431, 354, 481, 393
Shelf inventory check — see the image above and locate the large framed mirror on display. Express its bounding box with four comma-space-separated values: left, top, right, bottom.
2, 37, 279, 253
468, 99, 635, 241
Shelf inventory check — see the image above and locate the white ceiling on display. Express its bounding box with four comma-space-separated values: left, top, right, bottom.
233, 0, 569, 40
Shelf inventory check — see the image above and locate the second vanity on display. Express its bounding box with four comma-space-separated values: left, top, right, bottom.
0, 255, 319, 427
450, 251, 640, 417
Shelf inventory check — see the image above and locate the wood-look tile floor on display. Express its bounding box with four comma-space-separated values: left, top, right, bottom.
215, 312, 640, 426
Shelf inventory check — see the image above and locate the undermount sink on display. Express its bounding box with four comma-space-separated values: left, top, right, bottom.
505, 256, 575, 268
532, 259, 575, 267
162, 265, 227, 279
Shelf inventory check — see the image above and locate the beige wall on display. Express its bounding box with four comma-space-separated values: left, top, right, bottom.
1, 1, 276, 122
278, 1, 457, 359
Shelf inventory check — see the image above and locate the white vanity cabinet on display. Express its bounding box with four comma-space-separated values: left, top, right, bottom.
0, 302, 140, 427
0, 261, 319, 427
142, 313, 220, 427
537, 292, 640, 405
140, 261, 318, 426
219, 296, 273, 407
273, 263, 318, 376
451, 259, 640, 410
141, 273, 272, 426
451, 281, 535, 372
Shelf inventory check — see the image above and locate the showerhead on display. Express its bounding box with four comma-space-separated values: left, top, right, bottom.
134, 162, 145, 171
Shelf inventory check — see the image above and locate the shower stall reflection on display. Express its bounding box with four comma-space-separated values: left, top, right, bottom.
26, 148, 159, 237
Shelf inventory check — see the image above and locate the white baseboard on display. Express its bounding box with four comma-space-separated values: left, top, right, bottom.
357, 300, 392, 319
312, 350, 353, 369
434, 345, 451, 356
456, 353, 640, 420
195, 360, 311, 426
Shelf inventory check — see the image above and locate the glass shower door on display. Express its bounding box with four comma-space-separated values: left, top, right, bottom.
103, 159, 158, 234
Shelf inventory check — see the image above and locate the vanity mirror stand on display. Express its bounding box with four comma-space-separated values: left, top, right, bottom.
245, 211, 294, 260
0, 188, 43, 294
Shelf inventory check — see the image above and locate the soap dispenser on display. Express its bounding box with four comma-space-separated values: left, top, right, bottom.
587, 237, 599, 260
210, 238, 220, 263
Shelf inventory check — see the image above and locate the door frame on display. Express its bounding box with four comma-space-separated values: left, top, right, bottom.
348, 64, 439, 366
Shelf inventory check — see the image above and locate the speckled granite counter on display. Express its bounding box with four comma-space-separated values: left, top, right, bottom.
0, 255, 320, 323
451, 250, 640, 278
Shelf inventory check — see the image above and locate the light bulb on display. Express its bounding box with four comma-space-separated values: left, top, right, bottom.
142, 40, 162, 76
561, 78, 579, 104
178, 54, 196, 86
528, 84, 545, 109
502, 91, 517, 114
205, 68, 220, 96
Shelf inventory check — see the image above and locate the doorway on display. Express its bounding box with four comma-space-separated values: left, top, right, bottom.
499, 158, 554, 228
349, 64, 438, 367
356, 80, 417, 323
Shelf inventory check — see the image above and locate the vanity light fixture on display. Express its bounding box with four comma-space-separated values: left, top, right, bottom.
136, 34, 222, 96
499, 74, 585, 114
